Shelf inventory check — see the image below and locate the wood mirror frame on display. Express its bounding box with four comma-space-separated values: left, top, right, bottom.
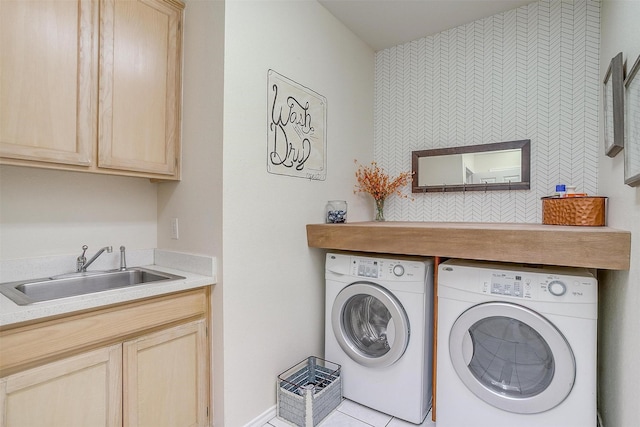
411, 139, 531, 193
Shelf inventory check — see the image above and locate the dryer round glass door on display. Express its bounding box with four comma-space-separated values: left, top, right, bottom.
332, 282, 410, 368
449, 302, 575, 414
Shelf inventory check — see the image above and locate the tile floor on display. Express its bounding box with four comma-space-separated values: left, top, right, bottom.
264, 399, 435, 427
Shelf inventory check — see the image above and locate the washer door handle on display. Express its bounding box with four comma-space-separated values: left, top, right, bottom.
462, 330, 473, 365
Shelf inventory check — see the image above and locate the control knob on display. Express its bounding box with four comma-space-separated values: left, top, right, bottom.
392, 264, 405, 277
548, 280, 567, 296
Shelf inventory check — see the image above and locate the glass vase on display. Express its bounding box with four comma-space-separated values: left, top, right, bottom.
374, 198, 385, 221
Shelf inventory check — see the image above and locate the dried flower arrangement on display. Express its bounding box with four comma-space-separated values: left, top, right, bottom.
353, 160, 413, 221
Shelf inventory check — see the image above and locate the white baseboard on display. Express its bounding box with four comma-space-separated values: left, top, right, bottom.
244, 405, 276, 427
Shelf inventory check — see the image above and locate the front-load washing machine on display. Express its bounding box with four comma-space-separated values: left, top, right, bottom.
325, 253, 434, 424
436, 259, 597, 427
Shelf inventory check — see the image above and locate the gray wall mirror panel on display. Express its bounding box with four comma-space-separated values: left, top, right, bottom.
411, 140, 531, 193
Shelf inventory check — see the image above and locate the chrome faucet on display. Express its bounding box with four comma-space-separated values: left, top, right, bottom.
77, 245, 113, 272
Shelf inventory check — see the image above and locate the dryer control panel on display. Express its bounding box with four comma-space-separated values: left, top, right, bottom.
439, 259, 597, 320
439, 259, 597, 305
482, 270, 595, 303
488, 272, 526, 298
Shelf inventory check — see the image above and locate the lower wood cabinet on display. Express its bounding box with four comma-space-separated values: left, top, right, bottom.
124, 320, 208, 427
0, 288, 210, 427
0, 345, 122, 427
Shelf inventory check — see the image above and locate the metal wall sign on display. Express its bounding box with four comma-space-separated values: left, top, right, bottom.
267, 69, 327, 180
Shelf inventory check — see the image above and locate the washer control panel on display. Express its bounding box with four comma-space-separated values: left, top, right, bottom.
353, 258, 381, 278
349, 257, 424, 281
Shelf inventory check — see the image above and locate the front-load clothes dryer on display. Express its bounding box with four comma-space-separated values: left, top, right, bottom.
325, 253, 434, 424
436, 259, 597, 427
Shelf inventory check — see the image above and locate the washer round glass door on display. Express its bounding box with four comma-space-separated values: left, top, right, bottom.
332, 282, 410, 368
449, 302, 575, 414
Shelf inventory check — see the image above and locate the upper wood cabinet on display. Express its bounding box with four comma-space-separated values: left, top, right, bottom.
0, 0, 184, 180
0, 0, 97, 167
98, 0, 183, 177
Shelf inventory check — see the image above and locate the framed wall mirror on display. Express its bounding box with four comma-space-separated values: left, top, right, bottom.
411, 139, 531, 193
603, 52, 625, 158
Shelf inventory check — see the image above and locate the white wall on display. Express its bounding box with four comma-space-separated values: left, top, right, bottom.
156, 0, 226, 424
372, 1, 640, 425
222, 0, 374, 424
598, 1, 640, 426
157, 0, 223, 258
0, 166, 157, 261
375, 0, 600, 223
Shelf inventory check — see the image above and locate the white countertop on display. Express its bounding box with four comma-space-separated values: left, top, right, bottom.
0, 250, 216, 327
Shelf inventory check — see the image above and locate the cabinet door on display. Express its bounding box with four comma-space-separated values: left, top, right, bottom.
98, 0, 183, 178
123, 320, 208, 427
0, 0, 96, 166
0, 344, 122, 427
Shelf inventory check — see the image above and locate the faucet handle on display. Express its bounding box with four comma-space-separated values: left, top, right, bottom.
77, 245, 89, 272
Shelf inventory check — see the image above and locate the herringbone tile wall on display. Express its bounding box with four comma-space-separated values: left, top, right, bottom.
374, 0, 600, 223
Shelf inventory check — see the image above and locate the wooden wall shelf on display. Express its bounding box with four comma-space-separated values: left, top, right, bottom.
306, 221, 631, 270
